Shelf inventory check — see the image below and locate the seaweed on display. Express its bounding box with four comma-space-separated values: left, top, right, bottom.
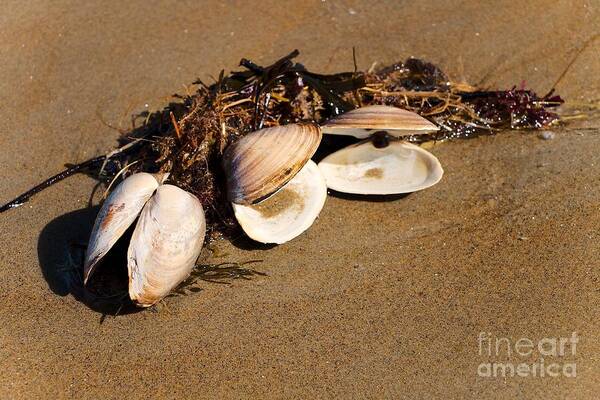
171, 259, 266, 295
1, 50, 565, 238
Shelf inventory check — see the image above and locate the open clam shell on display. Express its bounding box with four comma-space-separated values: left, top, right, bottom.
322, 105, 438, 139
128, 184, 206, 307
318, 140, 443, 195
232, 160, 327, 244
84, 172, 159, 284
83, 173, 206, 307
223, 123, 322, 205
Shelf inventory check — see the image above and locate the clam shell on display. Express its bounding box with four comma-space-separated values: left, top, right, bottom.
318, 140, 443, 195
232, 160, 327, 244
322, 105, 439, 138
84, 173, 159, 284
127, 184, 206, 307
223, 123, 322, 205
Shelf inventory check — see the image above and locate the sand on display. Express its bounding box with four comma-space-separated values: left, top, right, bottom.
1, 1, 599, 399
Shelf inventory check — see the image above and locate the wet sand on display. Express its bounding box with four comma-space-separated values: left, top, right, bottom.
1, 1, 599, 398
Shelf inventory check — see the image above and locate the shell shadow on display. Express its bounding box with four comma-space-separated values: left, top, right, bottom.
326, 190, 412, 203
313, 135, 359, 162
229, 233, 278, 251
37, 206, 140, 316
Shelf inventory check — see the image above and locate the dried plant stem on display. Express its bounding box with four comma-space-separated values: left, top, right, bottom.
170, 111, 182, 141
0, 156, 106, 213
102, 160, 142, 200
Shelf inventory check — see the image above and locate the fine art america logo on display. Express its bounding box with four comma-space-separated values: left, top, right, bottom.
477, 332, 578, 378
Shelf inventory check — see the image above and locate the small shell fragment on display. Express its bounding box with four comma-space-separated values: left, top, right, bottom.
322, 105, 439, 138
318, 140, 443, 195
127, 184, 206, 307
223, 123, 322, 205
232, 160, 327, 244
538, 131, 555, 140
84, 172, 159, 284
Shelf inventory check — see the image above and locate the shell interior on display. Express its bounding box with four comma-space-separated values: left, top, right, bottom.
322, 105, 439, 139
232, 160, 327, 244
317, 140, 443, 195
223, 123, 322, 205
83, 172, 159, 283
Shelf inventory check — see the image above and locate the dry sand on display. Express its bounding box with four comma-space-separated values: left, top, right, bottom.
1, 1, 599, 399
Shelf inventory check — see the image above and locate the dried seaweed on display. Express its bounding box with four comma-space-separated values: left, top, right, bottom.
125, 50, 562, 236
171, 259, 266, 296
0, 50, 564, 238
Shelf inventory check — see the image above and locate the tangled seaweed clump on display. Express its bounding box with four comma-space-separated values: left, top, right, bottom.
0, 50, 563, 237
126, 50, 562, 235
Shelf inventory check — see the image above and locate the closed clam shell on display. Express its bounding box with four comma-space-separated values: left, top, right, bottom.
232, 160, 327, 244
84, 172, 159, 284
322, 105, 439, 138
223, 123, 322, 205
318, 140, 443, 195
127, 184, 206, 307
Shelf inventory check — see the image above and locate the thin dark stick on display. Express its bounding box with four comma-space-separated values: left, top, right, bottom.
239, 58, 264, 74
548, 33, 599, 94
0, 155, 106, 213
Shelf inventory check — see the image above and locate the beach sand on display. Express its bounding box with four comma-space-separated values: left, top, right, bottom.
1, 1, 599, 398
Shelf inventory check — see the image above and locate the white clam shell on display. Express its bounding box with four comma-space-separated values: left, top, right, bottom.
232, 160, 326, 244
84, 173, 206, 307
127, 184, 206, 307
84, 172, 159, 284
322, 105, 439, 138
223, 123, 322, 205
318, 140, 443, 195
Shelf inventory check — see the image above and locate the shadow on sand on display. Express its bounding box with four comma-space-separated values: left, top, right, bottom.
327, 190, 412, 202
37, 206, 268, 316
37, 206, 140, 316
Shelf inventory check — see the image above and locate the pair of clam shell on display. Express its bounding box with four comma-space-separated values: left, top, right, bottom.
223, 105, 443, 245
222, 123, 327, 245
318, 105, 443, 195
84, 173, 206, 307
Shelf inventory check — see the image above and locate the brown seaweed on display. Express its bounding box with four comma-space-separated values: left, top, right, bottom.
0, 50, 564, 238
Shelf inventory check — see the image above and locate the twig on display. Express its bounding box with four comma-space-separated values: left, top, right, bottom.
0, 156, 106, 213
170, 111, 182, 141
98, 139, 143, 175
549, 33, 599, 93
1, 137, 146, 214
102, 160, 142, 200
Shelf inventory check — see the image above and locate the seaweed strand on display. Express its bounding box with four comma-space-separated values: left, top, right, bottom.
0, 155, 106, 213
